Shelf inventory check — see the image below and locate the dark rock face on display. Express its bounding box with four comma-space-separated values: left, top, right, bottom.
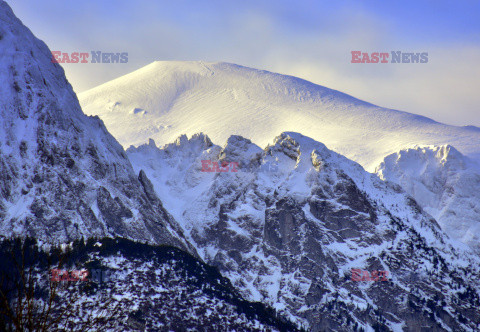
96, 186, 132, 236
264, 199, 304, 255
138, 169, 157, 201
0, 1, 192, 254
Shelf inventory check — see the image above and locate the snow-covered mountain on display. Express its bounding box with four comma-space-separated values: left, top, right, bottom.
376, 145, 480, 252
0, 1, 193, 253
3, 0, 480, 330
78, 60, 480, 172
127, 132, 480, 330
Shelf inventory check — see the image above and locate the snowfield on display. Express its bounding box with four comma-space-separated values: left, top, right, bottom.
79, 60, 480, 172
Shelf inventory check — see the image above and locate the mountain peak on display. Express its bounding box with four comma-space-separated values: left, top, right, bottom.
0, 1, 194, 253
383, 144, 468, 173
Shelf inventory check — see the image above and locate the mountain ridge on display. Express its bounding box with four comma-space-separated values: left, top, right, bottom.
127, 131, 480, 330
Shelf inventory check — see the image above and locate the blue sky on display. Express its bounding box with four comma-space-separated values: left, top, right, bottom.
8, 0, 480, 126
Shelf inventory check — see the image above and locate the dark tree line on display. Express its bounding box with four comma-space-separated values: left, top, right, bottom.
0, 237, 120, 331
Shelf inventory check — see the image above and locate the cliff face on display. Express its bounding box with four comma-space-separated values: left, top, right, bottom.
0, 1, 194, 254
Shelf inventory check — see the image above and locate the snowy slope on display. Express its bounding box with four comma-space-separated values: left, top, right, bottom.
0, 1, 193, 253
79, 61, 480, 172
376, 145, 480, 251
127, 132, 480, 331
